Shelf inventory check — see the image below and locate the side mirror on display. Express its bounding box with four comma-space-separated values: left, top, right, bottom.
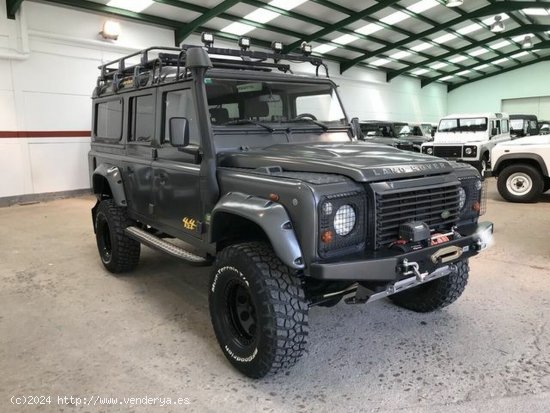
169, 117, 189, 147
350, 117, 363, 140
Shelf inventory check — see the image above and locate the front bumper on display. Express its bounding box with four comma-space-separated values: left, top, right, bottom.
308, 221, 493, 281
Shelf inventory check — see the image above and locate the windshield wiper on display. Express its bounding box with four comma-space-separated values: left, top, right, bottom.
223, 119, 274, 132
287, 119, 329, 131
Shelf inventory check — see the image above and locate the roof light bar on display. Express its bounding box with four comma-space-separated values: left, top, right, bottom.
201, 32, 214, 48
271, 41, 283, 53
238, 37, 251, 51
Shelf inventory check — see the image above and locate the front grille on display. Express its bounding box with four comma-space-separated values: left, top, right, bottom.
433, 146, 462, 158
374, 183, 460, 249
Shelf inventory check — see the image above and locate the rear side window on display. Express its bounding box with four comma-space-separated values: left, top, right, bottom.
129, 94, 154, 143
95, 99, 122, 141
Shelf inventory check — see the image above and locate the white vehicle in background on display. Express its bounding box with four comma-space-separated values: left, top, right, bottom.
492, 135, 550, 203
421, 113, 511, 175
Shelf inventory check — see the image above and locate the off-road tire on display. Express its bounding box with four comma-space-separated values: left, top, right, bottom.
95, 199, 140, 273
497, 164, 544, 203
389, 260, 469, 313
209, 242, 309, 378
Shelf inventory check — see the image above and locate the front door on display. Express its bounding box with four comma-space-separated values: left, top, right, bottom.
151, 83, 203, 240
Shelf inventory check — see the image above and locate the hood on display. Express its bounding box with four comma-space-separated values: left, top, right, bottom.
434, 131, 487, 143
496, 135, 550, 147
218, 142, 454, 182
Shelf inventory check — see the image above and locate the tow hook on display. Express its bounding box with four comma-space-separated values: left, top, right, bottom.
401, 259, 428, 281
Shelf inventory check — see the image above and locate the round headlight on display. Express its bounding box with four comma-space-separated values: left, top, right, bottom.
465, 147, 472, 155
333, 205, 356, 236
458, 187, 467, 210
427, 147, 433, 155
474, 180, 482, 190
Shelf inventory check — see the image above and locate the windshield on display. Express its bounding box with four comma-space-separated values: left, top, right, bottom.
395, 124, 412, 135
510, 119, 525, 130
438, 117, 488, 133
205, 78, 347, 129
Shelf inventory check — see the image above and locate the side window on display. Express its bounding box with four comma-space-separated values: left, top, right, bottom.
164, 89, 199, 145
501, 119, 509, 134
495, 120, 501, 135
95, 99, 123, 141
129, 95, 154, 143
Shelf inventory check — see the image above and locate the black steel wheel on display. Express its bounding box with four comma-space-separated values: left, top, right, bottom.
209, 242, 308, 378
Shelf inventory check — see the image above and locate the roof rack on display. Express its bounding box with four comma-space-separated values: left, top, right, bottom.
95, 44, 330, 97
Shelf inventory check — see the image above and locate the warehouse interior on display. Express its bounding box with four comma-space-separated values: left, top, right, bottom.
1, 1, 549, 412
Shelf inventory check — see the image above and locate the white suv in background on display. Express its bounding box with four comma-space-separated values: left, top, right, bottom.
422, 113, 511, 175
492, 135, 550, 203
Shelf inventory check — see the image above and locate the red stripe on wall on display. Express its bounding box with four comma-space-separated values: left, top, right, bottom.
0, 131, 91, 138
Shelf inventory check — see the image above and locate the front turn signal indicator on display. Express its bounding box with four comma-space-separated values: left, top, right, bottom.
321, 230, 333, 244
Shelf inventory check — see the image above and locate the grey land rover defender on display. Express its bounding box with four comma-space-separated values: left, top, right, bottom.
89, 40, 494, 379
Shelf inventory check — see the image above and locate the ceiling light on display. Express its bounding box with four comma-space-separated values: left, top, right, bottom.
99, 20, 121, 40
523, 8, 549, 16
355, 23, 383, 36
469, 49, 487, 57
381, 11, 409, 26
511, 51, 530, 59
457, 23, 482, 35
433, 33, 457, 44
456, 69, 471, 76
412, 68, 429, 75
411, 42, 433, 52
390, 50, 412, 59
446, 0, 463, 7
268, 0, 308, 10
492, 57, 509, 65
107, 0, 153, 13
312, 44, 336, 54
482, 13, 509, 26
431, 62, 448, 69
450, 55, 468, 63
440, 75, 454, 81
490, 15, 505, 33
490, 40, 510, 50
221, 22, 255, 36
244, 8, 280, 24
332, 34, 359, 45
474, 64, 489, 70
522, 35, 534, 49
371, 58, 390, 66
408, 0, 438, 14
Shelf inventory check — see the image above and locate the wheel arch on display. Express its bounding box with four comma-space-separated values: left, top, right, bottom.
92, 164, 127, 207
492, 154, 548, 177
210, 193, 305, 270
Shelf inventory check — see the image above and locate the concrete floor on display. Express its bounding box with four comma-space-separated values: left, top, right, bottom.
1, 179, 549, 413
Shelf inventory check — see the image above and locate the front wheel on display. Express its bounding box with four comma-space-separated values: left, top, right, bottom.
497, 164, 544, 203
209, 242, 309, 378
389, 260, 469, 313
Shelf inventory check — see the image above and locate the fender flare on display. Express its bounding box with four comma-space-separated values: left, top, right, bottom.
92, 164, 127, 207
210, 192, 305, 270
492, 153, 548, 176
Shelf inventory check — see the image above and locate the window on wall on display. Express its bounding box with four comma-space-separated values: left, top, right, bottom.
163, 89, 199, 145
95, 99, 123, 141
129, 95, 154, 143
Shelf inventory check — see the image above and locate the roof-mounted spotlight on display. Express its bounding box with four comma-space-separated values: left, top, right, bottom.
201, 32, 214, 48
301, 41, 312, 56
271, 41, 283, 54
445, 0, 463, 7
522, 35, 533, 49
238, 37, 251, 51
490, 15, 505, 33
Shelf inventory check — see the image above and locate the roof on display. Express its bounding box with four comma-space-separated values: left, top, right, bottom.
442, 112, 510, 118
8, 0, 550, 91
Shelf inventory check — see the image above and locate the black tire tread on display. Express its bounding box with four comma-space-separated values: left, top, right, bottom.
212, 242, 308, 378
389, 260, 469, 313
96, 199, 140, 273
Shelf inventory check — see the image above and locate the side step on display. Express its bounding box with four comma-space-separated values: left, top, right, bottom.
125, 226, 209, 265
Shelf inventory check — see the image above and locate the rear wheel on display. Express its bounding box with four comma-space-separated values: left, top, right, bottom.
209, 242, 308, 378
95, 199, 140, 273
497, 164, 544, 203
389, 260, 469, 313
